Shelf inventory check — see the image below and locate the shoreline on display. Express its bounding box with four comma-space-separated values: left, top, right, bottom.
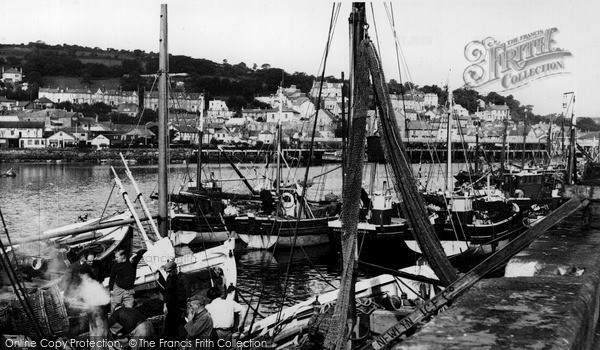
0, 148, 184, 165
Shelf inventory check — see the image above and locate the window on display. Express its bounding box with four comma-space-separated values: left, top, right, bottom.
35, 140, 39, 145
28, 140, 33, 145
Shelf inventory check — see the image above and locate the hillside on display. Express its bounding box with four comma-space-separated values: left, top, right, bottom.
0, 42, 324, 109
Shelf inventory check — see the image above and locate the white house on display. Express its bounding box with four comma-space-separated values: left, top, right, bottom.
265, 108, 301, 123
1, 67, 23, 83
258, 129, 275, 144
47, 131, 76, 147
423, 93, 439, 107
20, 138, 47, 148
91, 135, 110, 149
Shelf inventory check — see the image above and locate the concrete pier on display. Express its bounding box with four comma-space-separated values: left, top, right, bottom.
395, 187, 600, 349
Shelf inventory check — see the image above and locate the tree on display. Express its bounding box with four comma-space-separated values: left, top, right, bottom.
261, 63, 271, 69
452, 87, 481, 114
253, 63, 258, 71
226, 95, 248, 111
577, 117, 600, 132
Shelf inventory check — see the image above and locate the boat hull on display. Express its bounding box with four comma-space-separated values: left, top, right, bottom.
235, 216, 331, 249
170, 213, 236, 245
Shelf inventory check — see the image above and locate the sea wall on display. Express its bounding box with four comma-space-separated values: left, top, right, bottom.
0, 148, 192, 164
396, 192, 600, 349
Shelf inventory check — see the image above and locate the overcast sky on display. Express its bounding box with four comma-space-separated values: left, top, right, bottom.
1, 0, 598, 117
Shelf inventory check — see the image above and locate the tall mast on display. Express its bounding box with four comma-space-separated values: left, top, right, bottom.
521, 110, 528, 169
275, 87, 282, 214
565, 92, 576, 184
196, 92, 204, 189
547, 117, 553, 164
446, 87, 453, 194
500, 117, 508, 175
157, 4, 169, 238
474, 119, 480, 173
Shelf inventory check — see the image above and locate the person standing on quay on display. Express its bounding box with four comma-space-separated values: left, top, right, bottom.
205, 286, 246, 347
161, 260, 192, 340
108, 249, 143, 311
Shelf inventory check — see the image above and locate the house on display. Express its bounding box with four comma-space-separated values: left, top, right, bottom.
265, 108, 301, 123
33, 97, 54, 110
0, 121, 45, 148
242, 109, 267, 122
173, 124, 200, 143
423, 93, 439, 107
305, 109, 339, 135
0, 96, 17, 110
47, 131, 76, 147
390, 93, 424, 113
475, 103, 510, 122
20, 137, 47, 149
1, 67, 23, 83
310, 81, 342, 101
116, 103, 138, 117
258, 129, 275, 144
144, 91, 204, 113
10, 101, 34, 111
59, 127, 91, 144
206, 100, 231, 123
407, 120, 438, 142
91, 134, 110, 149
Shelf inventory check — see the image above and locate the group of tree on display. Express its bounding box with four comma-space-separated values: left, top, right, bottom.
1, 43, 322, 111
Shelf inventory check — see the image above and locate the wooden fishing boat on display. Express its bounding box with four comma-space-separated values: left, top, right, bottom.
234, 88, 336, 250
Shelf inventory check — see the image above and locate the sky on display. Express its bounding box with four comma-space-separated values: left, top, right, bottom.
1, 0, 599, 118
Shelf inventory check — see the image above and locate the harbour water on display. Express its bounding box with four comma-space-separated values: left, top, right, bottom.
0, 160, 469, 323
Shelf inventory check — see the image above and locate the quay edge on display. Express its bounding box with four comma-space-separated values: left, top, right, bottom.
395, 185, 600, 350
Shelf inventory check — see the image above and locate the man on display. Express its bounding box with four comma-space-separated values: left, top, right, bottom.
80, 252, 104, 283
108, 303, 154, 350
205, 286, 246, 346
184, 293, 214, 350
161, 260, 191, 340
108, 249, 143, 311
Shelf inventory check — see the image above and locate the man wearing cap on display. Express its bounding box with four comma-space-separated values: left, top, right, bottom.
184, 293, 214, 350
108, 303, 154, 350
205, 286, 246, 346
161, 260, 191, 339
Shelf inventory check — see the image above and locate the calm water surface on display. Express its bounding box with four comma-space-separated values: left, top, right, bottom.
0, 161, 465, 321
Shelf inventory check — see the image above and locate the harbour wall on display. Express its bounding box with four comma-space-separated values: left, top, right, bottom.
397, 187, 600, 349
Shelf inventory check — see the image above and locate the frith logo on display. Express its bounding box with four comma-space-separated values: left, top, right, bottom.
463, 28, 572, 91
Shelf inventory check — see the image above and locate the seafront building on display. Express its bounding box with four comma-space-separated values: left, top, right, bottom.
0, 81, 594, 155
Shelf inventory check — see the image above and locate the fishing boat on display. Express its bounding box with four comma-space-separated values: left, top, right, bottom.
234, 87, 335, 250
405, 88, 523, 258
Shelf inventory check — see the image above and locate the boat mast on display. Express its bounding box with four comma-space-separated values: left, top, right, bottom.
547, 116, 553, 164
500, 117, 508, 175
323, 5, 365, 350
275, 87, 283, 214
565, 92, 576, 184
521, 110, 528, 169
196, 92, 204, 189
157, 4, 169, 238
474, 119, 480, 174
446, 86, 453, 195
